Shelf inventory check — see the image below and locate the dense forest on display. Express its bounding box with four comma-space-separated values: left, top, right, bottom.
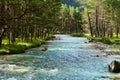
0, 0, 61, 53
0, 0, 82, 45
62, 0, 80, 7
0, 0, 85, 54
1, 0, 120, 53
81, 0, 120, 44
0, 0, 61, 44
83, 0, 119, 37
62, 0, 120, 40
59, 4, 83, 34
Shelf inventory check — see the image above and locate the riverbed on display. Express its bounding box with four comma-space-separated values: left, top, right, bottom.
0, 34, 119, 80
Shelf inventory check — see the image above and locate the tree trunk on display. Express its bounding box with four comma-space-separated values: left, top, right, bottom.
0, 28, 5, 46
95, 6, 99, 37
103, 22, 106, 37
0, 3, 6, 46
116, 19, 119, 38
110, 27, 113, 38
87, 12, 93, 37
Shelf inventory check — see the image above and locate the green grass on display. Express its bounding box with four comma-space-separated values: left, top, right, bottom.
0, 35, 54, 55
88, 37, 120, 45
0, 44, 26, 54
71, 33, 85, 37
44, 34, 55, 40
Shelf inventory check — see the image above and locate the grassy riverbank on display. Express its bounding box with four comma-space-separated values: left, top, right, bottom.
88, 37, 120, 44
87, 35, 120, 51
0, 35, 54, 54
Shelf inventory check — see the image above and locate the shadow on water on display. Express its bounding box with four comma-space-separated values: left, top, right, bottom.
0, 34, 119, 80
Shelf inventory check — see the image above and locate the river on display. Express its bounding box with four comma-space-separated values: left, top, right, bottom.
0, 34, 119, 80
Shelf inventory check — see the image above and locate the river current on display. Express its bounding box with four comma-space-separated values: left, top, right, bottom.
0, 34, 119, 80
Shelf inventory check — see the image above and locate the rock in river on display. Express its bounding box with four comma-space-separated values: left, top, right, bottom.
109, 60, 120, 73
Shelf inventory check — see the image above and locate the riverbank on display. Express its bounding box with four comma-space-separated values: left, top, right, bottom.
87, 35, 120, 51
70, 33, 120, 55
0, 35, 55, 55
71, 33, 120, 53
88, 36, 120, 44
90, 42, 120, 57
86, 37, 120, 79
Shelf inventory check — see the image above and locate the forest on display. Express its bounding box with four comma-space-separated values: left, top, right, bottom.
0, 0, 84, 54
0, 0, 120, 52
83, 0, 120, 45
0, 0, 61, 53
0, 0, 120, 54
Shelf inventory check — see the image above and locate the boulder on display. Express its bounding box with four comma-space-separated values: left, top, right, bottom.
41, 45, 48, 51
96, 55, 99, 57
109, 60, 120, 73
88, 40, 93, 42
88, 39, 95, 42
84, 42, 88, 43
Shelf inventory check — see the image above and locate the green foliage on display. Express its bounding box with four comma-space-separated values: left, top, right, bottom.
0, 35, 54, 54
87, 36, 120, 45
60, 3, 84, 33
0, 0, 61, 46
101, 37, 112, 44
71, 33, 85, 37
81, 0, 120, 39
44, 34, 55, 40
0, 44, 26, 54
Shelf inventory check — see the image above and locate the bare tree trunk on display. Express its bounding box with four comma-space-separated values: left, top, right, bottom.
0, 3, 6, 46
116, 24, 119, 38
110, 27, 113, 38
103, 23, 106, 37
95, 6, 99, 37
0, 28, 5, 46
87, 12, 93, 37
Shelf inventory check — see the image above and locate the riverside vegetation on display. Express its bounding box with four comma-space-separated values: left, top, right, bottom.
0, 0, 60, 54
1, 0, 120, 54
1, 0, 120, 53
0, 35, 54, 54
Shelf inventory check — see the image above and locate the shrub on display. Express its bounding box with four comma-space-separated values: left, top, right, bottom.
71, 33, 85, 37
101, 37, 112, 44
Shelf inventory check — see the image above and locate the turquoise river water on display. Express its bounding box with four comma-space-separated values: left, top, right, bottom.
0, 34, 119, 80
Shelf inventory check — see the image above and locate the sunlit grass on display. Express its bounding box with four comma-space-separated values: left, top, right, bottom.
0, 35, 53, 54
0, 44, 26, 54
89, 37, 120, 44
0, 49, 9, 53
17, 42, 32, 47
2, 39, 9, 44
